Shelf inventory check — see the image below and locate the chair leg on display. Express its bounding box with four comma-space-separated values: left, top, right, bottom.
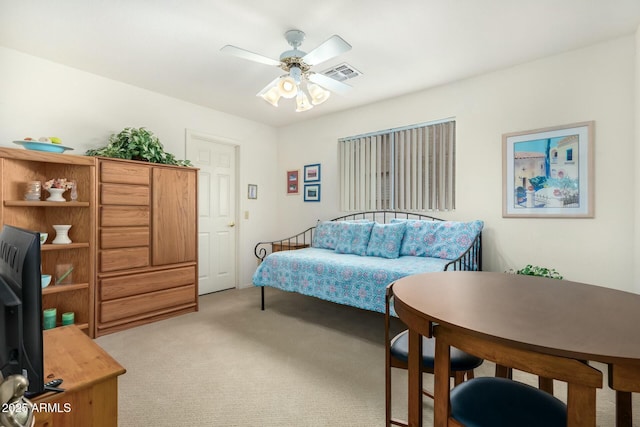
616, 391, 633, 427
454, 371, 465, 386
385, 284, 395, 427
539, 376, 554, 394
466, 370, 475, 380
495, 364, 512, 379
385, 363, 391, 426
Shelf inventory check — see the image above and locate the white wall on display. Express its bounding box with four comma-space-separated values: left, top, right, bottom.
277, 35, 637, 292
0, 47, 279, 288
3, 33, 637, 293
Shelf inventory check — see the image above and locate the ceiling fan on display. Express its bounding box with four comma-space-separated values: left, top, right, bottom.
221, 30, 353, 112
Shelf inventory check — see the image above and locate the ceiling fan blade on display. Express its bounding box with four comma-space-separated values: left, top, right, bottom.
308, 73, 352, 95
302, 35, 352, 66
220, 45, 281, 67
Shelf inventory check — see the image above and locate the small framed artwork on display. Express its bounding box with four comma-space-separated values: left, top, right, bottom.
304, 164, 321, 182
287, 170, 299, 195
248, 184, 258, 200
304, 184, 321, 202
503, 121, 594, 218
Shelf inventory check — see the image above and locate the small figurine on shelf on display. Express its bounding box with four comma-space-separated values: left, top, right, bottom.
70, 180, 78, 202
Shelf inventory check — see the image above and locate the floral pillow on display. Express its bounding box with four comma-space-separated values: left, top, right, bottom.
312, 221, 340, 250
392, 219, 438, 257
425, 220, 484, 260
334, 221, 374, 256
366, 222, 406, 259
392, 219, 483, 260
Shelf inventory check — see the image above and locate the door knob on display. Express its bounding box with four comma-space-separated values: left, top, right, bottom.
228, 221, 235, 227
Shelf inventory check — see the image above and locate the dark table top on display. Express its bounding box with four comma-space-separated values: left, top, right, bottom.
392, 271, 640, 366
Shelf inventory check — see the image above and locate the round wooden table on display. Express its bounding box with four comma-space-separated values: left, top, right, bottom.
392, 271, 640, 427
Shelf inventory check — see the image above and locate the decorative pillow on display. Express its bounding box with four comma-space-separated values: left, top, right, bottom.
392, 219, 483, 260
334, 221, 374, 256
426, 220, 484, 260
366, 222, 406, 259
312, 221, 340, 250
392, 219, 439, 257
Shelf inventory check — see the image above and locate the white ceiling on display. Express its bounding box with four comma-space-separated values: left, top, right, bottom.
1, 1, 640, 128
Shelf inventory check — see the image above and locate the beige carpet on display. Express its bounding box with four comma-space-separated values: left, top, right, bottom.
96, 286, 639, 426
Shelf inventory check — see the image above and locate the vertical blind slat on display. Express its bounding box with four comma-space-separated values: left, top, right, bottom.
410, 129, 417, 209
399, 131, 405, 209
416, 128, 423, 210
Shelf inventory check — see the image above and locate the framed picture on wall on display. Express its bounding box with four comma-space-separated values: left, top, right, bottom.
248, 184, 258, 200
304, 164, 321, 182
287, 170, 299, 195
304, 184, 321, 202
502, 121, 594, 218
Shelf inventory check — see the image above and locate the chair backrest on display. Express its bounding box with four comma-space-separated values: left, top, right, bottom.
434, 325, 603, 426
436, 326, 602, 387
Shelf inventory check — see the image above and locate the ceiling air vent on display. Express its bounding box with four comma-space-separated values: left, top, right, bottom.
321, 63, 362, 82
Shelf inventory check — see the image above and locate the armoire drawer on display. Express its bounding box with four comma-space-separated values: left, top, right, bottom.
100, 206, 149, 227
101, 183, 150, 205
100, 247, 149, 272
100, 227, 149, 249
99, 266, 196, 300
101, 161, 150, 185
99, 284, 196, 323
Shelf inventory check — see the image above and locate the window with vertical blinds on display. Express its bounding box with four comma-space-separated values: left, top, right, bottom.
339, 119, 455, 212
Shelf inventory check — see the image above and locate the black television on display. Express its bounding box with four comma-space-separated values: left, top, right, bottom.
0, 225, 44, 396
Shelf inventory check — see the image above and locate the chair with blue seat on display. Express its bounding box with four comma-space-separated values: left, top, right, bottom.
435, 325, 603, 427
450, 377, 567, 427
385, 283, 484, 427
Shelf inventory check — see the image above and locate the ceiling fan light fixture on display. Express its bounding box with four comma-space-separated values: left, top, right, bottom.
308, 83, 331, 105
223, 30, 353, 113
278, 76, 297, 98
295, 89, 313, 112
259, 86, 281, 107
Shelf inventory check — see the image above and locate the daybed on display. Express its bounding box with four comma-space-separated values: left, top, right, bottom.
252, 211, 483, 314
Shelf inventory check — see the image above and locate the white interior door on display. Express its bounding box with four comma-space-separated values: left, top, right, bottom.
186, 131, 237, 294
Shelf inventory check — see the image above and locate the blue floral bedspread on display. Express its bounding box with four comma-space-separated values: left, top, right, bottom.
252, 247, 451, 314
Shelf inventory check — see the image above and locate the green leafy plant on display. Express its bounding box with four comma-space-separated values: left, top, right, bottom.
86, 127, 192, 166
516, 264, 563, 280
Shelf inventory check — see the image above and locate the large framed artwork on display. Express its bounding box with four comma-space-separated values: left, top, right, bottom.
502, 121, 594, 218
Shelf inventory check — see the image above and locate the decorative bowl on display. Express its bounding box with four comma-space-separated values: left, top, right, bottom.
13, 140, 74, 153
40, 232, 48, 245
41, 274, 52, 288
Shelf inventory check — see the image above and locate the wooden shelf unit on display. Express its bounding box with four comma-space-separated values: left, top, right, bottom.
0, 147, 96, 337
0, 148, 199, 338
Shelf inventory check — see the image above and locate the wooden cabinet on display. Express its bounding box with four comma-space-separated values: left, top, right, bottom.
0, 148, 96, 337
96, 159, 198, 336
33, 325, 125, 427
152, 167, 197, 265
